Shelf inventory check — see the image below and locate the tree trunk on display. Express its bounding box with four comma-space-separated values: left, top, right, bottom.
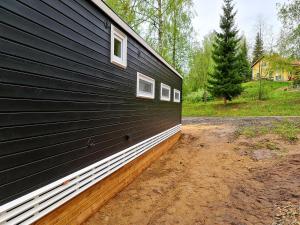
223, 97, 227, 104
157, 0, 163, 54
258, 61, 263, 100
172, 4, 177, 67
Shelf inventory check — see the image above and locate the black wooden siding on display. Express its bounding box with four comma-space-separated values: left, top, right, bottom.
0, 0, 182, 205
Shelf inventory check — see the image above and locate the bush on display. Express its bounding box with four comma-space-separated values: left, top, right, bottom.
184, 89, 214, 103
293, 75, 300, 88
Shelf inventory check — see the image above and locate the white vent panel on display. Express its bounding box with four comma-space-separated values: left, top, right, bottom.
0, 125, 181, 225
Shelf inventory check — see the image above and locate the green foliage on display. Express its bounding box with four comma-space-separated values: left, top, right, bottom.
184, 89, 214, 103
264, 54, 296, 75
168, 0, 194, 70
273, 120, 300, 142
293, 75, 300, 87
208, 0, 243, 102
277, 0, 300, 58
142, 0, 171, 58
139, 0, 194, 72
184, 33, 215, 94
252, 32, 264, 64
241, 80, 272, 100
237, 38, 252, 81
183, 80, 300, 117
105, 0, 143, 32
240, 80, 287, 100
239, 126, 269, 138
238, 120, 300, 143
106, 0, 194, 73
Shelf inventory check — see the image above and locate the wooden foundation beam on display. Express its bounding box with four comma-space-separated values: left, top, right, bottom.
33, 132, 181, 225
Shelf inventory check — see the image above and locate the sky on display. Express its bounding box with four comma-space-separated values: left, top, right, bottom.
192, 0, 288, 49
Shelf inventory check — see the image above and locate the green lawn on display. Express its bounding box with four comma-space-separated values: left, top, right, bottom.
182, 81, 300, 117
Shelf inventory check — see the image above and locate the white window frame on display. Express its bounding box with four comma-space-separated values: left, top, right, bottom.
160, 83, 171, 101
136, 72, 155, 99
111, 24, 127, 68
173, 89, 181, 103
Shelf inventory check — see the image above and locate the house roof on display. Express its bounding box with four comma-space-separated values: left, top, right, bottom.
90, 0, 183, 79
251, 56, 264, 68
252, 56, 300, 68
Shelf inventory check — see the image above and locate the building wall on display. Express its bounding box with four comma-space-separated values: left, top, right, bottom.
0, 0, 182, 205
252, 59, 291, 81
252, 62, 260, 80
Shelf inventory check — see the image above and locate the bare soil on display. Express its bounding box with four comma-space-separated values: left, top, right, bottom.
84, 119, 300, 225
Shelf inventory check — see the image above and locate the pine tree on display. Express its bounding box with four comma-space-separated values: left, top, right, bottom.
252, 32, 264, 64
208, 0, 243, 104
237, 38, 251, 81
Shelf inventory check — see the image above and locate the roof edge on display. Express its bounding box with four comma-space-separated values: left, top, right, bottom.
90, 0, 183, 79
251, 56, 264, 68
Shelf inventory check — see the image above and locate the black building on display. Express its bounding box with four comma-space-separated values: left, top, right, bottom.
0, 0, 182, 224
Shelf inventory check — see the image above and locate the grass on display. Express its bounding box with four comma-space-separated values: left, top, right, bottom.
238, 120, 300, 143
183, 81, 300, 117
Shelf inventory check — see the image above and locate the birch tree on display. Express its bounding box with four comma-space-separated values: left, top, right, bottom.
277, 0, 300, 58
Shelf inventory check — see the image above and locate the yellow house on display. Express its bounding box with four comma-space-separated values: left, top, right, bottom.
251, 56, 298, 81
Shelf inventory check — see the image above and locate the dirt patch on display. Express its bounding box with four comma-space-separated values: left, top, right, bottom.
225, 154, 300, 225
235, 135, 290, 161
83, 121, 300, 225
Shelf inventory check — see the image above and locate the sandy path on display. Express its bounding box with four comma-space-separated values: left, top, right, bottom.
83, 123, 300, 225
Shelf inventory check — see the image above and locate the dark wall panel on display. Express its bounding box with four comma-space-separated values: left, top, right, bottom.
0, 0, 182, 205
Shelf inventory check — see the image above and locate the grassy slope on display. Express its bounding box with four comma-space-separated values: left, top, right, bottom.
183, 81, 300, 117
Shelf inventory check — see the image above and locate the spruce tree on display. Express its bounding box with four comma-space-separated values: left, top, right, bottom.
252, 32, 264, 64
208, 0, 243, 104
238, 38, 252, 81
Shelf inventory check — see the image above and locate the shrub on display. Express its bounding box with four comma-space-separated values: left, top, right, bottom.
293, 75, 300, 88
184, 89, 214, 103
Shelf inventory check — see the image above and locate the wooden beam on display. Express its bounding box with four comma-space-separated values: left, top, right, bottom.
33, 132, 181, 225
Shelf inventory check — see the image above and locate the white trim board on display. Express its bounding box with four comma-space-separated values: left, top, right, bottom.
0, 125, 181, 225
90, 0, 183, 79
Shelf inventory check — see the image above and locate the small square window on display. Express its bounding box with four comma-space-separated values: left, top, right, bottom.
136, 72, 155, 99
160, 83, 171, 101
111, 25, 127, 68
174, 89, 180, 103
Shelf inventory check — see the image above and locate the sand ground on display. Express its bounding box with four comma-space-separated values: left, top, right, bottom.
84, 119, 300, 225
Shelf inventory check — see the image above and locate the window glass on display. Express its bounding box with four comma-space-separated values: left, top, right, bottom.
136, 72, 155, 99
111, 25, 127, 68
174, 89, 180, 102
162, 87, 169, 97
139, 79, 153, 93
160, 83, 171, 101
114, 38, 122, 58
